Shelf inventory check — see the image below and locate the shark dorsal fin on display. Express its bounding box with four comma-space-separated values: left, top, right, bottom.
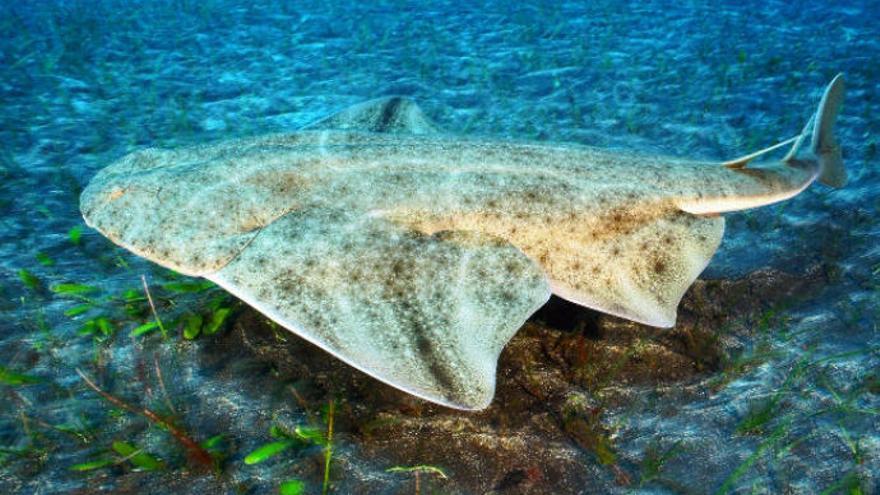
722, 135, 799, 169
304, 96, 441, 135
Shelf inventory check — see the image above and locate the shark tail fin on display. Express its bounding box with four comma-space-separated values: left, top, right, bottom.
784, 73, 846, 187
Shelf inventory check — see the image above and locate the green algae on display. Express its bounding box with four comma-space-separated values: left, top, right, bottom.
51, 283, 99, 296
203, 307, 232, 336
241, 405, 335, 493
279, 479, 306, 495
17, 268, 42, 291
561, 394, 618, 467
322, 400, 335, 495
716, 420, 792, 495
820, 471, 866, 495
111, 440, 164, 471
63, 304, 92, 317
639, 440, 685, 487
0, 367, 42, 386
35, 252, 54, 267
182, 313, 203, 340
68, 457, 115, 472
244, 440, 295, 465
130, 321, 160, 337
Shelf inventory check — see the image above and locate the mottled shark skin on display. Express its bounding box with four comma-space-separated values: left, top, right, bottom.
80, 75, 845, 409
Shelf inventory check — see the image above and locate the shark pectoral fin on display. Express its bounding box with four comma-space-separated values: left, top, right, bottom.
207, 211, 550, 410
303, 96, 442, 135
547, 210, 724, 327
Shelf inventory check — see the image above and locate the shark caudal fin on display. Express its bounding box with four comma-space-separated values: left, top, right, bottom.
680, 74, 847, 217
784, 73, 846, 187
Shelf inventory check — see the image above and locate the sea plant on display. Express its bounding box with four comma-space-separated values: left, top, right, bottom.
243, 399, 336, 494
386, 464, 448, 495
639, 439, 684, 487
0, 366, 42, 386
75, 368, 214, 468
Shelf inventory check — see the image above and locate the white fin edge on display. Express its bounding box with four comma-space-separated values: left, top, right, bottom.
205, 272, 543, 410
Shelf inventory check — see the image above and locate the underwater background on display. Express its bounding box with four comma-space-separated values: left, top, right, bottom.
1, 0, 879, 493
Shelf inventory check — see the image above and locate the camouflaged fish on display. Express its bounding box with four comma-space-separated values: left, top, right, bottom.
80, 75, 845, 409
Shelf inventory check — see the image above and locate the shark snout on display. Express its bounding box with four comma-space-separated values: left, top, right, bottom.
80, 172, 162, 245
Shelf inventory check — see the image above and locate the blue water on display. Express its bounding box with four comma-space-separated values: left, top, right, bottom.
1, 1, 878, 493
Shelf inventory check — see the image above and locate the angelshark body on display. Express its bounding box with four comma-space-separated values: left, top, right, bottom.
81, 75, 845, 409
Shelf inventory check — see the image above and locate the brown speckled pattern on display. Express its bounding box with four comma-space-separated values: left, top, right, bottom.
211, 211, 549, 409
80, 98, 821, 408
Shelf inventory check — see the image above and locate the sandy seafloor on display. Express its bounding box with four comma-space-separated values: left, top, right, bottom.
1, 1, 879, 494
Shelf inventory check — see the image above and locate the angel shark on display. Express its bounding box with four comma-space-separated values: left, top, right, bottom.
80, 75, 845, 410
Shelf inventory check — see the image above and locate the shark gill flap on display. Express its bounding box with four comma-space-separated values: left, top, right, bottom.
207, 210, 550, 410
